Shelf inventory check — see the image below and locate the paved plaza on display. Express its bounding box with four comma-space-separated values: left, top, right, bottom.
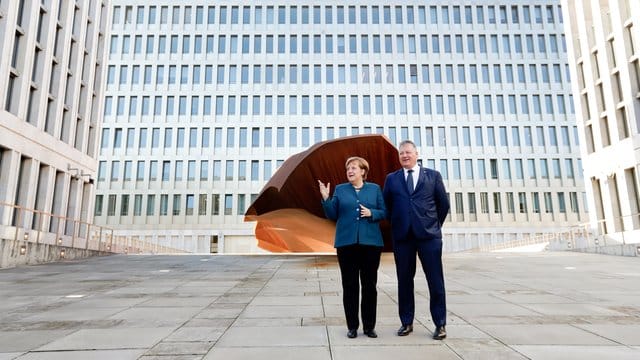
0, 251, 639, 359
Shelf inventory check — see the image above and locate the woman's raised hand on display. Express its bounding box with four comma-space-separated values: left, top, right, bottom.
317, 180, 330, 200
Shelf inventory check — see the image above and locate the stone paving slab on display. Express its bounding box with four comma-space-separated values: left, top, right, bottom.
12, 350, 146, 360
215, 326, 328, 347
35, 327, 175, 351
512, 345, 640, 360
332, 344, 460, 360
477, 324, 617, 345
573, 324, 640, 345
203, 346, 330, 360
0, 252, 639, 359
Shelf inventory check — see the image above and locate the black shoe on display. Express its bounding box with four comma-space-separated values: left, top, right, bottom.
432, 325, 446, 340
363, 329, 378, 338
397, 324, 413, 336
347, 329, 358, 338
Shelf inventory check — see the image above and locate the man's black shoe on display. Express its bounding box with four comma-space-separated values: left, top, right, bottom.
432, 325, 446, 340
396, 324, 413, 336
347, 329, 358, 338
363, 329, 378, 338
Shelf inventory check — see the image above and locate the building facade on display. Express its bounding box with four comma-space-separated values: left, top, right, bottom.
562, 0, 640, 243
97, 0, 588, 253
1, 1, 108, 241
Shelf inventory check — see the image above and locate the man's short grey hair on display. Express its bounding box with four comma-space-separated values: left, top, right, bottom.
398, 140, 417, 150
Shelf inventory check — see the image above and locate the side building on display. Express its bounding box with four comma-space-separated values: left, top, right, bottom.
0, 1, 109, 244
97, 1, 588, 253
562, 0, 640, 244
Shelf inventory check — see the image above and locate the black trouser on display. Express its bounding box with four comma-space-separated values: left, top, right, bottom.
336, 244, 382, 331
393, 230, 446, 327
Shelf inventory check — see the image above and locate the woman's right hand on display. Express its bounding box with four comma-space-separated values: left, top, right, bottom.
317, 180, 330, 200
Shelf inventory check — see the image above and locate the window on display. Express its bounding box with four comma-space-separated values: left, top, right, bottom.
186, 194, 195, 215
468, 193, 476, 214
518, 192, 527, 213
532, 192, 540, 213
540, 159, 549, 179
490, 159, 498, 179
170, 195, 182, 216
198, 194, 208, 215
569, 192, 579, 213
558, 193, 566, 213
136, 160, 144, 181
188, 160, 196, 180
465, 159, 473, 179
544, 192, 553, 213
502, 159, 511, 179
211, 194, 220, 215
480, 192, 489, 213
224, 194, 233, 215
506, 192, 515, 213
493, 193, 502, 213
455, 193, 463, 214
475, 159, 485, 179
237, 194, 246, 215
213, 161, 221, 180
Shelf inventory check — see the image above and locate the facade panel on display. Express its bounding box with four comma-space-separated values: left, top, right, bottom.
562, 0, 640, 243
97, 1, 588, 252
1, 0, 108, 240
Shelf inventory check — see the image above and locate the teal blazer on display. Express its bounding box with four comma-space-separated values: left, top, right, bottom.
321, 182, 386, 248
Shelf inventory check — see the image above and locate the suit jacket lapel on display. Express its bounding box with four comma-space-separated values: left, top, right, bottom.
397, 169, 409, 194
414, 166, 424, 192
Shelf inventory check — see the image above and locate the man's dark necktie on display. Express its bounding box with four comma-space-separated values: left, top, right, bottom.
407, 169, 414, 193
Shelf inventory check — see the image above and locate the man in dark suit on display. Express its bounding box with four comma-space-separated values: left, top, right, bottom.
383, 140, 450, 340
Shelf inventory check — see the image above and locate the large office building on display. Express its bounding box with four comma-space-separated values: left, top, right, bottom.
1, 1, 108, 241
562, 0, 640, 243
97, 1, 588, 253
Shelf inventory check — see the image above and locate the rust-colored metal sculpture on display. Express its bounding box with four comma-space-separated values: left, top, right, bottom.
245, 134, 401, 252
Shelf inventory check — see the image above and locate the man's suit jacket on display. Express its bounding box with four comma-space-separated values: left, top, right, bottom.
322, 182, 386, 248
383, 167, 450, 242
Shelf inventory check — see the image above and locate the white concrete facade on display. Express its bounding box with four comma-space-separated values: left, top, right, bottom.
97, 0, 588, 253
562, 0, 640, 244
0, 1, 108, 240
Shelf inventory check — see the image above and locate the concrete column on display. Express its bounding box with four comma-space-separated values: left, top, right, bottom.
65, 178, 80, 237
0, 149, 19, 226
35, 165, 55, 233
50, 171, 69, 236
219, 233, 225, 254
78, 182, 92, 239
15, 157, 38, 230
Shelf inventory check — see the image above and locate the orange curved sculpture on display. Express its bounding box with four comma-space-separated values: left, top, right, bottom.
245, 134, 401, 253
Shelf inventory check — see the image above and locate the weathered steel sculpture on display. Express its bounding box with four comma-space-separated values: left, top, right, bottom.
245, 134, 401, 252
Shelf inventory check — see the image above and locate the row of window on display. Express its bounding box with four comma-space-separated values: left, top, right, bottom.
113, 4, 562, 27
98, 159, 277, 182
453, 191, 581, 215
95, 193, 251, 217
100, 125, 580, 152
108, 32, 566, 56
97, 156, 581, 184
95, 189, 581, 219
107, 62, 570, 87
104, 93, 574, 117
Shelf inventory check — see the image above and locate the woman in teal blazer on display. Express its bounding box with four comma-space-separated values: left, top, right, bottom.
318, 156, 386, 339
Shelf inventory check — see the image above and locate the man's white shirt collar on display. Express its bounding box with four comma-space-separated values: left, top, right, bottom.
404, 164, 420, 175
404, 165, 420, 184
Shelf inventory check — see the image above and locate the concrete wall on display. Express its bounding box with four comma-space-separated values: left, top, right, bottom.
548, 238, 639, 257
1, 238, 111, 268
